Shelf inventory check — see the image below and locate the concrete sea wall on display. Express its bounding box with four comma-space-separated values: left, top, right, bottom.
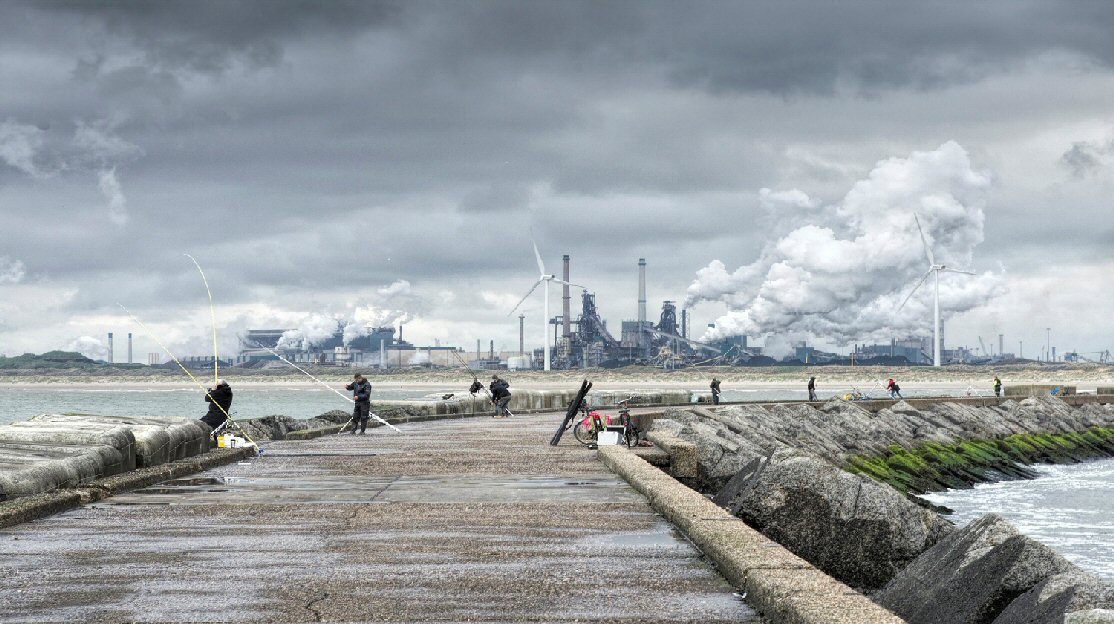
648, 396, 1114, 623
0, 413, 214, 502
362, 387, 696, 419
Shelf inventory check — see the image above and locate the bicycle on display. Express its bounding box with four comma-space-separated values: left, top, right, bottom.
572, 398, 640, 448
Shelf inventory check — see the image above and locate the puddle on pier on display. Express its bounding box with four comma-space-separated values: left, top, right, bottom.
98, 474, 645, 507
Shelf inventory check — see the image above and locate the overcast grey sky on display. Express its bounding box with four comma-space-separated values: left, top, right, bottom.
1, 1, 1112, 362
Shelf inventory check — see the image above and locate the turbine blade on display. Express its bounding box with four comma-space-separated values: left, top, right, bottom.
897, 269, 933, 311
552, 279, 588, 290
914, 213, 935, 266
508, 278, 544, 316
942, 267, 976, 275
532, 239, 545, 276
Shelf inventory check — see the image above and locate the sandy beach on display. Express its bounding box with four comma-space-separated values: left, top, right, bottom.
2, 363, 1111, 391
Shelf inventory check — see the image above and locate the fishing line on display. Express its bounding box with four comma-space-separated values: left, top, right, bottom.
185, 253, 220, 386
450, 348, 493, 399
254, 344, 401, 433
117, 303, 259, 448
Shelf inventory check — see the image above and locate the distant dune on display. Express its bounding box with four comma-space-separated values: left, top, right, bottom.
1, 362, 1111, 388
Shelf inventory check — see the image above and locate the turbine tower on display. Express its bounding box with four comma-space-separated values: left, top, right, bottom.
509, 240, 585, 371
898, 213, 975, 367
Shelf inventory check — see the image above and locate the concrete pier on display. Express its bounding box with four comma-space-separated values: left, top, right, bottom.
0, 413, 762, 622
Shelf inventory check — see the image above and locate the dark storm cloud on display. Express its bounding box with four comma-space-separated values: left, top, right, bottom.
4, 1, 1114, 355
33, 0, 402, 74
21, 1, 1114, 96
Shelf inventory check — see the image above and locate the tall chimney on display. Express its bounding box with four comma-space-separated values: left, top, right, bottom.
107, 332, 114, 364
637, 258, 647, 350
519, 314, 525, 355
562, 254, 571, 339
127, 332, 133, 364
681, 308, 688, 339
489, 340, 494, 360
999, 334, 1004, 356
476, 339, 481, 362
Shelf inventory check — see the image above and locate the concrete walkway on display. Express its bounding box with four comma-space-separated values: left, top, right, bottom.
0, 413, 759, 622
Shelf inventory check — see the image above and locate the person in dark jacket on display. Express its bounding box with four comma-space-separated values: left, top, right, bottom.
200, 379, 233, 432
808, 376, 817, 401
345, 373, 372, 434
887, 378, 903, 400
489, 374, 511, 418
710, 378, 721, 405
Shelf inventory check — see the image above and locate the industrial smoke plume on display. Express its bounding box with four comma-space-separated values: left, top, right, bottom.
277, 306, 409, 350
686, 141, 1005, 345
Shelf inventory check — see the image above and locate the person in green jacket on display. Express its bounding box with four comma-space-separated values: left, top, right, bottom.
993, 376, 1002, 398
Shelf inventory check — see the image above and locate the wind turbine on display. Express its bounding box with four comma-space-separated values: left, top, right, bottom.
509, 240, 585, 371
898, 214, 975, 367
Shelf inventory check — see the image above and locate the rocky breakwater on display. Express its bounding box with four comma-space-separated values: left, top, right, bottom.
648, 396, 1114, 623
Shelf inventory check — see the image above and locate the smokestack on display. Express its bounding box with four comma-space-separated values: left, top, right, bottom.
638, 258, 647, 350
107, 332, 114, 364
562, 254, 571, 338
999, 334, 1004, 357
681, 308, 688, 339
380, 339, 386, 369
489, 340, 494, 360
519, 314, 525, 355
476, 339, 481, 362
127, 332, 133, 364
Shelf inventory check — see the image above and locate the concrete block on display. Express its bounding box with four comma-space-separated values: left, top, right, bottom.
0, 441, 131, 501
647, 430, 699, 478
28, 413, 209, 466
1004, 384, 1077, 398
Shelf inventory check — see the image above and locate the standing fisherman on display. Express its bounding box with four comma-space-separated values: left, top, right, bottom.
994, 375, 1002, 398
200, 379, 233, 434
490, 374, 512, 418
346, 373, 372, 434
710, 378, 721, 405
808, 376, 817, 402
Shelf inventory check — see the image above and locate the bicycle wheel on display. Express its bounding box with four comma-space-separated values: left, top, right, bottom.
572, 422, 593, 446
625, 427, 639, 448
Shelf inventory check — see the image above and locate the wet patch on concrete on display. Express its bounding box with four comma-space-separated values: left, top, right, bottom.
0, 413, 762, 622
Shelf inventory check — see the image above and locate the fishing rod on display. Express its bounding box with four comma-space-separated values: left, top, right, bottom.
117, 303, 259, 449
253, 343, 401, 433
185, 253, 220, 386
450, 348, 493, 399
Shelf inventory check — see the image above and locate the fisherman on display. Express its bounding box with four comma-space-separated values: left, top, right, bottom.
808, 376, 817, 401
710, 378, 721, 405
345, 373, 372, 434
489, 374, 512, 418
468, 379, 484, 395
200, 379, 233, 433
993, 375, 1002, 398
887, 378, 903, 400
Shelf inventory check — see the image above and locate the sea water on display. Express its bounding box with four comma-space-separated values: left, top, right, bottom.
0, 385, 443, 426
0, 384, 977, 427
923, 458, 1114, 581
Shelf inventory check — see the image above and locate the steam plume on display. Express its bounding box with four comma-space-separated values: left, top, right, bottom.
686, 141, 1004, 344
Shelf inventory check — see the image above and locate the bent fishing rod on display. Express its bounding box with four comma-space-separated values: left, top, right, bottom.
252, 343, 401, 433
117, 303, 260, 449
